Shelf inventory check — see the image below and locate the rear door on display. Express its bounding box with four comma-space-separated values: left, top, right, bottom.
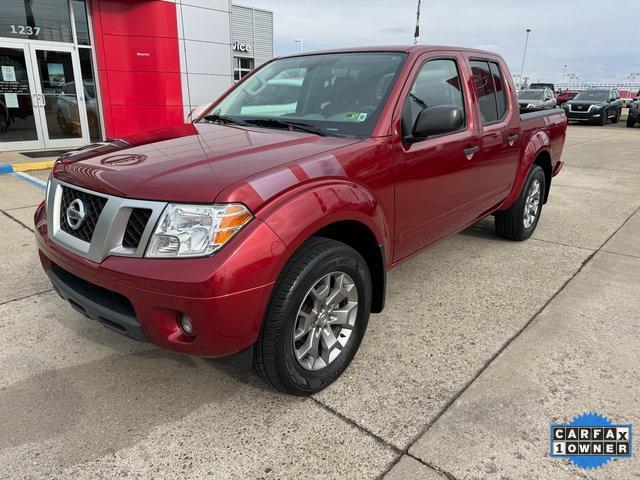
465, 57, 520, 212
392, 51, 481, 261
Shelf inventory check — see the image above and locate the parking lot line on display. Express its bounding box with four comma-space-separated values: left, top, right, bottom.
10, 171, 47, 190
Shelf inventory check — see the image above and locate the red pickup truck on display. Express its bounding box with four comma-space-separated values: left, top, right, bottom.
35, 46, 567, 395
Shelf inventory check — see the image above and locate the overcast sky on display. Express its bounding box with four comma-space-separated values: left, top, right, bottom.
237, 0, 638, 85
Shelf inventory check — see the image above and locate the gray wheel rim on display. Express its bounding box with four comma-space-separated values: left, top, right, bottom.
523, 178, 541, 229
293, 271, 358, 371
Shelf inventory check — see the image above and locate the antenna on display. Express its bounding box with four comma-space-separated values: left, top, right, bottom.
414, 0, 422, 45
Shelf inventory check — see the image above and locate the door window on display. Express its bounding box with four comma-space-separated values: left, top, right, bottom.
34, 49, 81, 140
402, 58, 465, 137
0, 46, 38, 143
471, 60, 508, 124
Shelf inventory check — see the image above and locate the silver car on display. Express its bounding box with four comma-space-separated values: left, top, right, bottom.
518, 88, 557, 113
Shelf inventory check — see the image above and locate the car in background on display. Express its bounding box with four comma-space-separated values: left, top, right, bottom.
556, 89, 578, 106
529, 83, 555, 92
517, 88, 557, 112
563, 89, 622, 125
627, 98, 639, 128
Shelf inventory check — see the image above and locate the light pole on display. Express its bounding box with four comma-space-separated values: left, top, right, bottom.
561, 64, 567, 85
294, 38, 304, 53
519, 28, 532, 81
414, 0, 422, 45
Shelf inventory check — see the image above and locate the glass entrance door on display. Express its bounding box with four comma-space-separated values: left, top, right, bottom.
0, 42, 43, 150
0, 41, 89, 151
31, 45, 89, 149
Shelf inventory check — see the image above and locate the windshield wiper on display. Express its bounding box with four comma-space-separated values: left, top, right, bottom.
243, 118, 327, 136
202, 113, 247, 127
410, 93, 428, 109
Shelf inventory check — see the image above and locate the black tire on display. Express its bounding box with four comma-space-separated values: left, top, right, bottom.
253, 236, 372, 395
495, 165, 546, 241
628, 116, 635, 128
611, 109, 619, 123
599, 109, 608, 126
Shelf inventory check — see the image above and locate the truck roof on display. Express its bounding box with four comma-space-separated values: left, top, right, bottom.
278, 45, 502, 59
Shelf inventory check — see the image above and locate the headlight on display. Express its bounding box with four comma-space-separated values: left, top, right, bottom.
146, 203, 252, 258
591, 104, 602, 111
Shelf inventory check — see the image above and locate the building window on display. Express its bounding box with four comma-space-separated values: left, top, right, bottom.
78, 48, 101, 141
72, 0, 91, 46
234, 57, 254, 81
0, 0, 73, 43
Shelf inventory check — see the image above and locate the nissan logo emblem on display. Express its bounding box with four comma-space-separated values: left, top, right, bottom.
66, 199, 86, 230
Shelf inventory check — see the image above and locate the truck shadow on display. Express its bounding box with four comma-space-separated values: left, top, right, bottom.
0, 348, 296, 470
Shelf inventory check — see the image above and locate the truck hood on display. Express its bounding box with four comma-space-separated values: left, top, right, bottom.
53, 123, 361, 203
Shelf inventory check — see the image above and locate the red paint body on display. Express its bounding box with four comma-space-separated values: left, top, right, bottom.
36, 46, 567, 357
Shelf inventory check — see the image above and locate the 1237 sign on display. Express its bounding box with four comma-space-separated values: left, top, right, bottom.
9, 25, 42, 36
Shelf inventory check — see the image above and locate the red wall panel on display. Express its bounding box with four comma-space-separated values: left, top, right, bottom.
89, 0, 183, 139
101, 35, 181, 72
107, 71, 182, 106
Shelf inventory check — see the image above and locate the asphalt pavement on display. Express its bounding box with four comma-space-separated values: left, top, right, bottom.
0, 122, 638, 479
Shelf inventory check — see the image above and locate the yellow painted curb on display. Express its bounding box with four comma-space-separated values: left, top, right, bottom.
12, 160, 55, 172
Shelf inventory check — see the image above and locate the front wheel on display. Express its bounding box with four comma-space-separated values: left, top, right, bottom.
628, 116, 636, 128
599, 109, 608, 126
254, 237, 372, 395
495, 165, 546, 241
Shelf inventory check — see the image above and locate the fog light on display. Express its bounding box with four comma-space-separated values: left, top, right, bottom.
179, 314, 194, 336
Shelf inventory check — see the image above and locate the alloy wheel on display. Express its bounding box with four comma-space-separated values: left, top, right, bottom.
293, 271, 358, 371
523, 178, 541, 229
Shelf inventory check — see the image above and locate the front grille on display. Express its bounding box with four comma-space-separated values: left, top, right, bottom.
572, 104, 589, 112
123, 208, 152, 249
59, 186, 108, 243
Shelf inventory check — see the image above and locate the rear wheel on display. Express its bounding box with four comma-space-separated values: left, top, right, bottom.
495, 165, 546, 241
253, 237, 372, 395
611, 108, 620, 123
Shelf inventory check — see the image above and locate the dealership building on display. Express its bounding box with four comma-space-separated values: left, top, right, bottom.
0, 0, 273, 153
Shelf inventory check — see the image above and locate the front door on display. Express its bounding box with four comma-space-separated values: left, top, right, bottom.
0, 40, 89, 151
393, 53, 481, 261
0, 42, 43, 150
31, 44, 90, 149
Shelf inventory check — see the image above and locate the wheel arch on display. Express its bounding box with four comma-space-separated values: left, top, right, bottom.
257, 181, 390, 314
532, 150, 552, 204
313, 220, 386, 313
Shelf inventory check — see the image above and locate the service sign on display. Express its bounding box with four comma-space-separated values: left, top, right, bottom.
233, 42, 252, 53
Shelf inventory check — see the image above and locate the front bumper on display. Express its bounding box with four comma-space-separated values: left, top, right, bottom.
565, 109, 605, 121
35, 202, 289, 357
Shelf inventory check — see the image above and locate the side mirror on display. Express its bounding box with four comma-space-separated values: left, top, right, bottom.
409, 105, 464, 142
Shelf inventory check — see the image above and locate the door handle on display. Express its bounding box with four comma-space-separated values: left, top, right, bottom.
39, 94, 46, 107
507, 134, 519, 146
463, 146, 479, 159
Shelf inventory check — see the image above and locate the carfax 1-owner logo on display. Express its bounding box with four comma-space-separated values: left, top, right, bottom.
550, 412, 633, 469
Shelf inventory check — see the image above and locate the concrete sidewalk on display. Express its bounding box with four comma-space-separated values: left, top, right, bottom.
0, 122, 638, 479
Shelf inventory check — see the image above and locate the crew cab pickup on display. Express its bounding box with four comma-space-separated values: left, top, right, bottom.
35, 46, 567, 395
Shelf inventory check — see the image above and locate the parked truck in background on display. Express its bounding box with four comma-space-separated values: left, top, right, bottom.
35, 46, 567, 395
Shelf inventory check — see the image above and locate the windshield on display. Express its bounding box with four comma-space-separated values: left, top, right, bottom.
204, 52, 407, 137
518, 90, 544, 100
574, 91, 609, 101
